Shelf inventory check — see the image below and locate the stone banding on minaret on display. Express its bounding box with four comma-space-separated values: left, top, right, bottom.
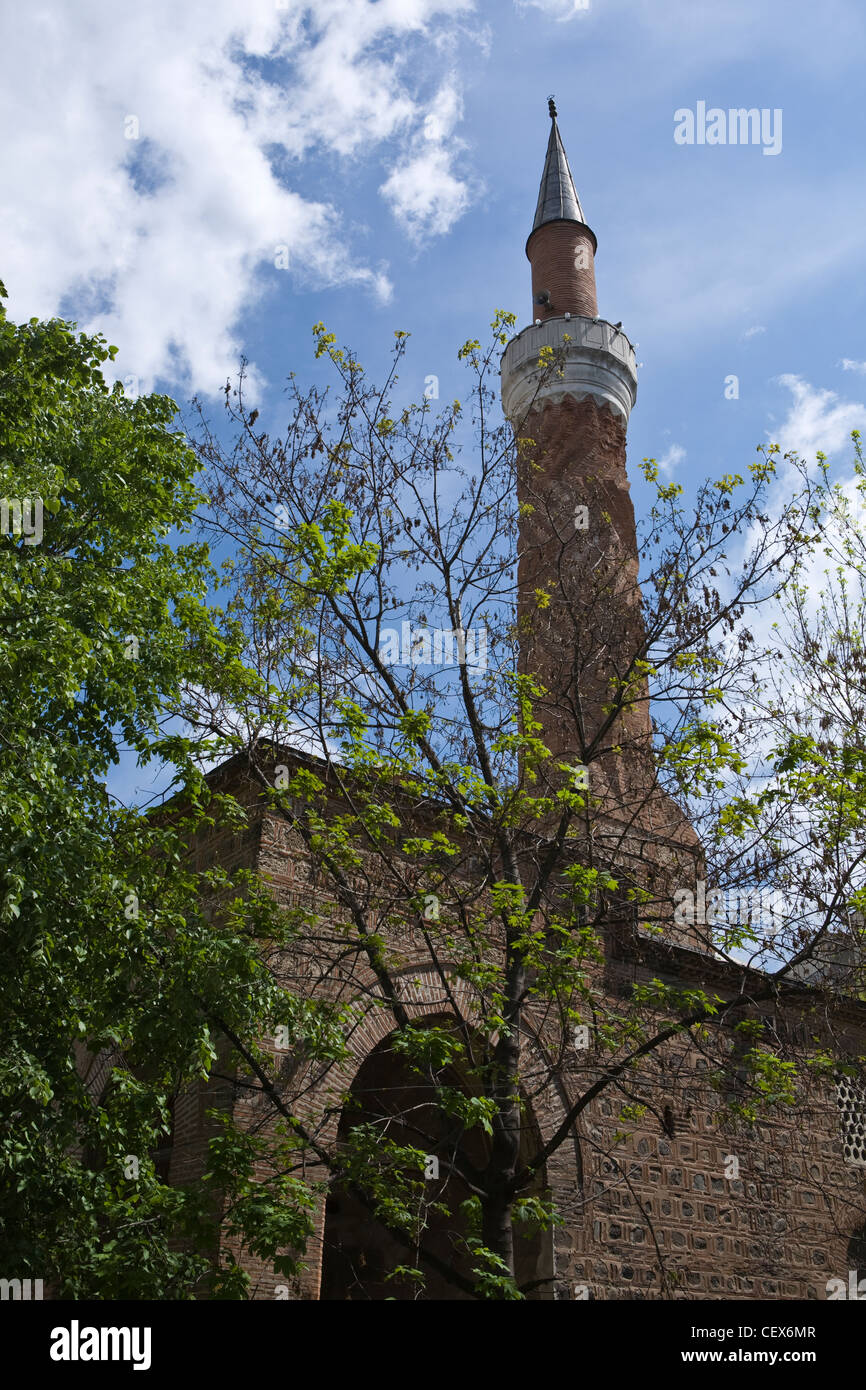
501, 314, 637, 428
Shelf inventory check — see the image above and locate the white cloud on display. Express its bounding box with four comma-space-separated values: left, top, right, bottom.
771, 375, 866, 460
422, 82, 465, 144
742, 325, 767, 340
657, 443, 686, 477
381, 84, 475, 242
515, 0, 590, 19
841, 358, 866, 374
0, 0, 478, 396
381, 148, 473, 242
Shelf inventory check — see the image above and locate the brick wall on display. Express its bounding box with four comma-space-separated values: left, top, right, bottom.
165, 764, 866, 1301
527, 220, 599, 321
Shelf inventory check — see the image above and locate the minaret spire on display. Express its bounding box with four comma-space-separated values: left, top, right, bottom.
524, 101, 598, 322
533, 98, 588, 232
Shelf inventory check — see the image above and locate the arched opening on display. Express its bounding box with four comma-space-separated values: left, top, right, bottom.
319, 1015, 554, 1300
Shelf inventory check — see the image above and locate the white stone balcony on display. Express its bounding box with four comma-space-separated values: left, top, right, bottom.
500, 314, 638, 426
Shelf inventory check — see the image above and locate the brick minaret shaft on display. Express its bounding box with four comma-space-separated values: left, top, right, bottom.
502, 99, 653, 814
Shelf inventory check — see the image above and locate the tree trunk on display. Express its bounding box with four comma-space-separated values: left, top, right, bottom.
481, 1186, 514, 1276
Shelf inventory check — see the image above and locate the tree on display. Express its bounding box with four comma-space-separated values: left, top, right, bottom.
0, 286, 314, 1298
727, 439, 866, 991
187, 316, 866, 1299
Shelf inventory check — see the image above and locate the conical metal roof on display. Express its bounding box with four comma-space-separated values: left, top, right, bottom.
532, 99, 587, 232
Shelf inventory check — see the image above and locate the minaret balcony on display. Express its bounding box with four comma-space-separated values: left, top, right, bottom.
500, 314, 638, 427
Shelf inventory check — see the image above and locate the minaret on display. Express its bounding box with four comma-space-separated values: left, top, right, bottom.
501, 100, 702, 935
500, 102, 706, 939
502, 99, 650, 810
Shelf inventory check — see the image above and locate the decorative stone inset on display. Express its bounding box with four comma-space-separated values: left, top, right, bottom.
835, 1072, 866, 1166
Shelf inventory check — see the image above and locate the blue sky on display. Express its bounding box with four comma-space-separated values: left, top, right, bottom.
3, 0, 865, 489
3, 0, 865, 801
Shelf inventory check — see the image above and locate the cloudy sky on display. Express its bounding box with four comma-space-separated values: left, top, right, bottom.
3, 0, 864, 809
3, 0, 865, 497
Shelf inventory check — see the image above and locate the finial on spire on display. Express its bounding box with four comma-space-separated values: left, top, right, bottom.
548, 95, 557, 120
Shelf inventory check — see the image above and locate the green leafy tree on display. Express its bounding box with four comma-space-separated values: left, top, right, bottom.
0, 285, 316, 1297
